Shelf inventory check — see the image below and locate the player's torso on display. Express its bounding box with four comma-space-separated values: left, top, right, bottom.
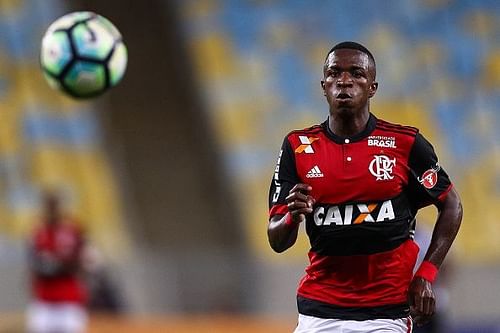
292, 132, 411, 203
35, 222, 81, 257
32, 222, 86, 303
287, 120, 417, 255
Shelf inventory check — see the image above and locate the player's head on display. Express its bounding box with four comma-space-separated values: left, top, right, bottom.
42, 190, 62, 223
321, 41, 378, 115
323, 41, 376, 79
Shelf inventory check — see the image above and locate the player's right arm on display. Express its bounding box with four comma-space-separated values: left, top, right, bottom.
268, 184, 314, 252
267, 136, 314, 253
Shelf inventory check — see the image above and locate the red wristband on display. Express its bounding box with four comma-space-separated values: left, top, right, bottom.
415, 261, 439, 283
283, 213, 298, 228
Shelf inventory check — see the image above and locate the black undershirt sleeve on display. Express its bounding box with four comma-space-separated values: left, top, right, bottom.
268, 136, 300, 211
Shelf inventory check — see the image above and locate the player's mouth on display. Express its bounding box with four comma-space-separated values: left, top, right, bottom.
335, 92, 352, 101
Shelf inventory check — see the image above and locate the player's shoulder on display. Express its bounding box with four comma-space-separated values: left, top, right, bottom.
375, 117, 419, 137
285, 123, 324, 139
59, 218, 85, 235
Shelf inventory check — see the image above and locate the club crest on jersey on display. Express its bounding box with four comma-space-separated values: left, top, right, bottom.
295, 136, 319, 154
418, 164, 441, 189
368, 135, 396, 148
369, 155, 396, 181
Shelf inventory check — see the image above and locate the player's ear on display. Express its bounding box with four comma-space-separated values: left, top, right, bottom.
321, 80, 326, 96
368, 81, 378, 98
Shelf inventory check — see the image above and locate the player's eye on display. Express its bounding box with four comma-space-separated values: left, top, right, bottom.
353, 71, 363, 78
327, 70, 339, 77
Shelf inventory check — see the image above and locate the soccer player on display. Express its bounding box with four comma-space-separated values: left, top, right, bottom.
26, 191, 88, 333
268, 41, 462, 332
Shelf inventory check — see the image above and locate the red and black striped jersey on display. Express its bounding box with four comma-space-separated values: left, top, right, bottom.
30, 221, 87, 304
268, 113, 453, 320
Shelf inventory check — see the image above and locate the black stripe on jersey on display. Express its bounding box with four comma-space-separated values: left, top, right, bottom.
308, 218, 413, 256
269, 137, 300, 208
306, 193, 415, 256
406, 132, 452, 208
297, 296, 409, 320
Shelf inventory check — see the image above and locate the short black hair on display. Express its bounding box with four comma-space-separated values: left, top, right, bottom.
326, 41, 375, 63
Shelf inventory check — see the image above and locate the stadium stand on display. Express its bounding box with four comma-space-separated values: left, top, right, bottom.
180, 0, 500, 262
0, 0, 128, 252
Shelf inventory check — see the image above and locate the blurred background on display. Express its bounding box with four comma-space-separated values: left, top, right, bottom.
1, 0, 500, 332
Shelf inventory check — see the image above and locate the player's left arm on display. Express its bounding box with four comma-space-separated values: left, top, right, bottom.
409, 187, 462, 326
406, 132, 463, 326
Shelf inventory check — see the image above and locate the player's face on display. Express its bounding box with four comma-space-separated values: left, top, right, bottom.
321, 49, 378, 116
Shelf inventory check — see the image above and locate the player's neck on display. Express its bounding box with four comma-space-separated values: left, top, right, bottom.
45, 215, 62, 225
328, 110, 370, 138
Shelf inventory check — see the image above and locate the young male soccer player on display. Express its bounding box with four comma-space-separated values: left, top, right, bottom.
268, 41, 462, 332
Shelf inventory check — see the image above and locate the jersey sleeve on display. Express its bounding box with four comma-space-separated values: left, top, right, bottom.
268, 136, 300, 217
407, 132, 453, 209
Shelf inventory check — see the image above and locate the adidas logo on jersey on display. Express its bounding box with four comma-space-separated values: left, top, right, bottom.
306, 166, 324, 178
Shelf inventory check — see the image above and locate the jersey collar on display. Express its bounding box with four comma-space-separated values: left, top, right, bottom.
322, 113, 377, 144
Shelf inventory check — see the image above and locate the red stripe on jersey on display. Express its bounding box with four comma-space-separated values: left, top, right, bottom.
34, 277, 87, 303
407, 316, 413, 332
437, 183, 453, 202
376, 120, 417, 129
375, 126, 418, 137
269, 204, 288, 218
297, 239, 419, 307
289, 125, 323, 136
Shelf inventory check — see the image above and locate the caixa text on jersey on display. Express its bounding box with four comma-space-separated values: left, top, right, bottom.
313, 200, 395, 226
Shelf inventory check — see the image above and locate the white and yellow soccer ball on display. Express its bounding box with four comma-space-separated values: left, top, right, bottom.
40, 11, 127, 98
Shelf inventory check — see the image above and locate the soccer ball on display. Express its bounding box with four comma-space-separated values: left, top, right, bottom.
40, 11, 127, 98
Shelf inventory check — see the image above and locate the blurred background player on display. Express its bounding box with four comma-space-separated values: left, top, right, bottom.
26, 191, 88, 333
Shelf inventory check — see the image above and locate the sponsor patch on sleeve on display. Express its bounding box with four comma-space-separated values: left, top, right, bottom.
418, 164, 441, 189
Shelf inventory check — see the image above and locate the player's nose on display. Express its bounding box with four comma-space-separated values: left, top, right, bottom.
336, 72, 353, 87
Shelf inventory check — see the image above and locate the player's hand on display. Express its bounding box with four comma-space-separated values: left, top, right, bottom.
408, 276, 436, 327
285, 183, 315, 224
